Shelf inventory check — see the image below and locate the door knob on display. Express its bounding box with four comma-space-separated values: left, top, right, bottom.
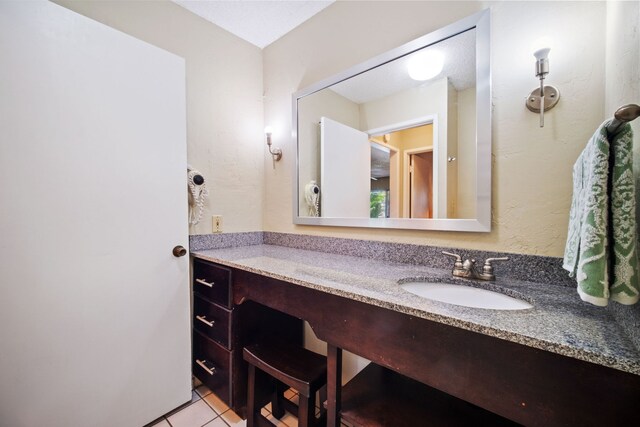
172, 245, 187, 257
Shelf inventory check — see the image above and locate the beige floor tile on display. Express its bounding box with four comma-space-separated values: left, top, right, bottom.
148, 418, 170, 427
162, 400, 195, 419
203, 392, 231, 415
261, 407, 271, 418
166, 400, 216, 427
287, 394, 299, 405
283, 389, 297, 400
281, 412, 298, 427
193, 376, 203, 387
220, 409, 247, 427
195, 384, 212, 398
203, 417, 229, 427
263, 412, 288, 427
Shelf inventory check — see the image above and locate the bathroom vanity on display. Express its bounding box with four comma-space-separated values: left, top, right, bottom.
192, 244, 640, 426
191, 258, 302, 415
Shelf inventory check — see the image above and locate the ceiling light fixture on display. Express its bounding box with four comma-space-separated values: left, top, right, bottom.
407, 50, 444, 81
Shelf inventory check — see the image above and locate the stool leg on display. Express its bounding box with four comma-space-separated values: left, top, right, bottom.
327, 345, 342, 427
247, 364, 257, 427
318, 384, 327, 419
271, 380, 285, 419
298, 394, 314, 427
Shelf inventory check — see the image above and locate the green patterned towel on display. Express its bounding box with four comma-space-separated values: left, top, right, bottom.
563, 120, 639, 306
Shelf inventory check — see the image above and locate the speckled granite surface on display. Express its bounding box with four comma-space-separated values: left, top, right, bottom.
189, 232, 263, 251
192, 244, 640, 376
608, 303, 640, 353
263, 232, 575, 287
190, 231, 574, 286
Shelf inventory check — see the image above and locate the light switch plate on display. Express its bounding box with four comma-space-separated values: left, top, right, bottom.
212, 215, 223, 233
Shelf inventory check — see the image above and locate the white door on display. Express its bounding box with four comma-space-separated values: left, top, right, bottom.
320, 117, 370, 217
0, 2, 191, 426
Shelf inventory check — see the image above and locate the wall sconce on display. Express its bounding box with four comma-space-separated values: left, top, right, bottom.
264, 126, 282, 161
526, 46, 560, 127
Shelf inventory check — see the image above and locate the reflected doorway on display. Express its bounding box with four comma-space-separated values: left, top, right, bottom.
370, 142, 399, 218
407, 150, 433, 218
370, 121, 436, 219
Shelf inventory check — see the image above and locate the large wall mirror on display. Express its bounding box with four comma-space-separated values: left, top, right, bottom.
293, 9, 490, 232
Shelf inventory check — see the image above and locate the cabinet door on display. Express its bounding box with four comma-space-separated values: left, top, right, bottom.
193, 259, 233, 308
193, 330, 234, 405
193, 295, 233, 348
0, 2, 190, 426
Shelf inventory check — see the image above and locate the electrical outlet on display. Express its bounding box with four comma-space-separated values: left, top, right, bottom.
212, 215, 223, 233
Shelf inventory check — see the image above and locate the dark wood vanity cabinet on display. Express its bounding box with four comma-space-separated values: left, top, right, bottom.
191, 258, 302, 416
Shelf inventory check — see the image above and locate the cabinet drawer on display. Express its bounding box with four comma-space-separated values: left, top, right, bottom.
193, 330, 232, 406
193, 295, 232, 349
193, 259, 231, 308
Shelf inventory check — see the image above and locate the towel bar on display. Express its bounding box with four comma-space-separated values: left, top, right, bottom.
607, 104, 640, 135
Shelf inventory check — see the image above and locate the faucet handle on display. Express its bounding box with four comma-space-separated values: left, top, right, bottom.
484, 256, 510, 265
482, 257, 509, 274
442, 251, 464, 269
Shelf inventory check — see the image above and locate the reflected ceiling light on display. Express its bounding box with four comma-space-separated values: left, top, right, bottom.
407, 50, 444, 81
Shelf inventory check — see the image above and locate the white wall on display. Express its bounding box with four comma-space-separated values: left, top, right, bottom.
457, 87, 477, 218
263, 0, 607, 258
604, 1, 640, 327
447, 80, 459, 217
359, 77, 447, 132
605, 0, 640, 210
55, 0, 264, 235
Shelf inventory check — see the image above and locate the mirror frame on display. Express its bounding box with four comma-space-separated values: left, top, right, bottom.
292, 9, 491, 232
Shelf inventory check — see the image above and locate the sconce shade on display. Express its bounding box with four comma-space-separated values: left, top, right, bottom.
264, 125, 281, 162
527, 45, 559, 127
534, 47, 550, 77
533, 47, 550, 61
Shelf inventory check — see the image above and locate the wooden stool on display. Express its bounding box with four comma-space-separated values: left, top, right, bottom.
243, 343, 327, 427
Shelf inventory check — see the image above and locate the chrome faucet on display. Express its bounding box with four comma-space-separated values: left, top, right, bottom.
442, 251, 509, 281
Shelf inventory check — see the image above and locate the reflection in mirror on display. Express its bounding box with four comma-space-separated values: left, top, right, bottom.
294, 10, 490, 231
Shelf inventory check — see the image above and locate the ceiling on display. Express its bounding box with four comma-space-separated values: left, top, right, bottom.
173, 0, 335, 49
330, 28, 476, 104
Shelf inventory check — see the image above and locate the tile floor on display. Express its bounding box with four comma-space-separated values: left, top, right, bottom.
145, 378, 352, 427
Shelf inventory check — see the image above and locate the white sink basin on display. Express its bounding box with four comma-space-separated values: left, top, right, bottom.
400, 281, 533, 310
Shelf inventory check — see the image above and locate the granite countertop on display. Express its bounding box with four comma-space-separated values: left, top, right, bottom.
192, 244, 640, 376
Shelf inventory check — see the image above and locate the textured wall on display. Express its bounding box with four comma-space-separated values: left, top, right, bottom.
55, 0, 264, 235
604, 0, 640, 354
263, 0, 607, 257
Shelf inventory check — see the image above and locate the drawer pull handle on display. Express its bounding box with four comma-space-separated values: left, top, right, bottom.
196, 315, 215, 327
196, 359, 216, 376
196, 278, 215, 288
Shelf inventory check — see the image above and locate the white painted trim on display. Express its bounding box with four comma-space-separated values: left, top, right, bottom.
366, 114, 436, 136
